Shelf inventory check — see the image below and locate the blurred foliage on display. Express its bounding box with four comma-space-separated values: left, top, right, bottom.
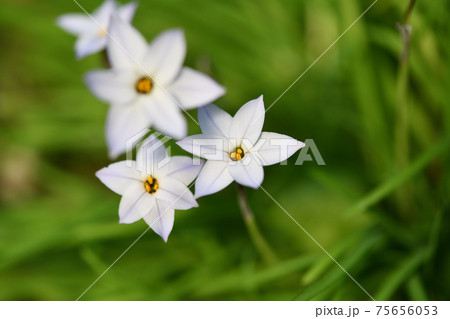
0, 0, 449, 301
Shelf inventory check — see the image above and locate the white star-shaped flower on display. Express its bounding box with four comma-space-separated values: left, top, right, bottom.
96, 134, 202, 242
57, 0, 137, 59
85, 16, 226, 158
177, 96, 305, 198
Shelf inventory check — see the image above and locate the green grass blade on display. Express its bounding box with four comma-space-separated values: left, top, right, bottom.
346, 136, 450, 217
375, 248, 428, 300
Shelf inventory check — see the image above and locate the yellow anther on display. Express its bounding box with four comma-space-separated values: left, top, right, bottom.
230, 147, 244, 161
144, 176, 159, 194
135, 77, 152, 94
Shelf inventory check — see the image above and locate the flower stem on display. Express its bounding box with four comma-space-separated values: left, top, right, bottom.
236, 184, 279, 265
395, 0, 416, 217
403, 0, 417, 25
102, 49, 111, 68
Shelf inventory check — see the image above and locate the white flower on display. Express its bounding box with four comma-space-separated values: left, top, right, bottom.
57, 0, 137, 59
96, 134, 202, 242
177, 96, 305, 198
85, 16, 226, 159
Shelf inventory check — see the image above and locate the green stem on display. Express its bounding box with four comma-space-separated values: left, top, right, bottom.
237, 184, 278, 265
394, 0, 416, 217
102, 49, 111, 68
394, 52, 410, 215
403, 0, 417, 25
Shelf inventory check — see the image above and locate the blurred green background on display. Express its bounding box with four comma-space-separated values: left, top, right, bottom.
1, 0, 449, 300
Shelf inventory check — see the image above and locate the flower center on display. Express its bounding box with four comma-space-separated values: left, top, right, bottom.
135, 77, 152, 94
144, 176, 159, 194
98, 27, 107, 37
230, 147, 244, 161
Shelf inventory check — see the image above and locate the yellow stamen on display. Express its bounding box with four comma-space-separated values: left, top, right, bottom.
144, 176, 159, 194
230, 147, 244, 161
98, 27, 107, 37
135, 77, 152, 94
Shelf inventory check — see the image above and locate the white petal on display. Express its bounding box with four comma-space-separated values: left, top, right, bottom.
194, 160, 233, 198
170, 68, 225, 109
106, 100, 152, 159
155, 177, 197, 210
136, 192, 156, 218
228, 154, 264, 189
75, 35, 107, 59
107, 15, 147, 69
135, 134, 169, 176
142, 29, 186, 85
118, 182, 148, 224
92, 0, 117, 23
117, 1, 138, 23
85, 69, 137, 104
57, 14, 95, 35
251, 132, 305, 166
160, 156, 204, 185
229, 95, 265, 145
176, 134, 228, 161
197, 104, 232, 137
143, 89, 187, 140
143, 199, 175, 242
96, 161, 142, 195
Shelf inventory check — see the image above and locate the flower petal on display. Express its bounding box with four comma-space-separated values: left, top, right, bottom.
96, 161, 142, 195
144, 199, 175, 242
176, 134, 228, 161
251, 132, 305, 166
160, 156, 204, 185
194, 160, 233, 198
228, 154, 264, 189
170, 68, 225, 109
106, 100, 152, 159
197, 104, 232, 137
107, 15, 147, 69
143, 89, 187, 140
136, 192, 156, 218
57, 14, 95, 35
117, 1, 138, 23
155, 177, 197, 210
142, 29, 186, 85
135, 133, 169, 176
229, 95, 265, 145
85, 69, 137, 104
118, 182, 148, 224
92, 0, 117, 23
75, 34, 107, 59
